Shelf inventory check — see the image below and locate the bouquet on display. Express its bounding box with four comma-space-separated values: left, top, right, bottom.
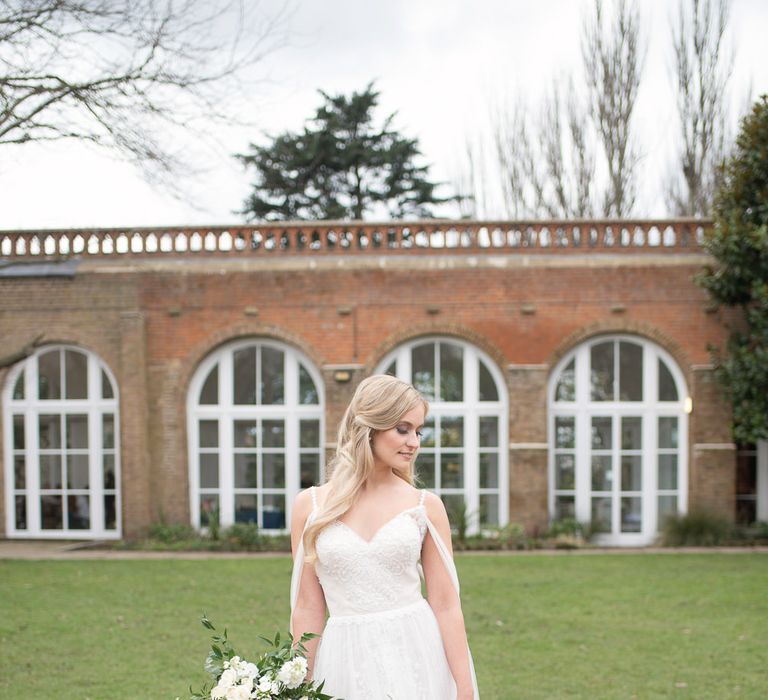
185, 615, 336, 700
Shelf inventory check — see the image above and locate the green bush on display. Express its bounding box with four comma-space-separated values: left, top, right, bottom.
147, 522, 198, 544
661, 511, 733, 546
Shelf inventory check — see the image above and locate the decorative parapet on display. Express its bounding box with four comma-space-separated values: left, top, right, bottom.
0, 219, 709, 259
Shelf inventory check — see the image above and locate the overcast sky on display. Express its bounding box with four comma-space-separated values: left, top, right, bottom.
2, 0, 767, 230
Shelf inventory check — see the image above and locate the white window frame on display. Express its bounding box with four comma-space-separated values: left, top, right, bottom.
549, 335, 689, 546
375, 336, 509, 533
187, 339, 324, 532
3, 345, 122, 539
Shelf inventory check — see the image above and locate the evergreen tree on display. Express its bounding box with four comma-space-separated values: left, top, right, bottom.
237, 84, 446, 221
698, 95, 768, 442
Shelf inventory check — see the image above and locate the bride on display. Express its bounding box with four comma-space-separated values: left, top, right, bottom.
290, 374, 480, 699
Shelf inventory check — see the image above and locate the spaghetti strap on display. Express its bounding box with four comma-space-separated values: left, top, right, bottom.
418, 489, 426, 507
310, 485, 318, 510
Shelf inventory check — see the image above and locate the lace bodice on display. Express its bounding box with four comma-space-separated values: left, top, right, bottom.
314, 497, 427, 617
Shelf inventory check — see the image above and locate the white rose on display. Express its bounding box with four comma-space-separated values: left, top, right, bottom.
219, 668, 237, 688
225, 685, 250, 700
257, 676, 273, 693
211, 684, 226, 700
277, 657, 308, 689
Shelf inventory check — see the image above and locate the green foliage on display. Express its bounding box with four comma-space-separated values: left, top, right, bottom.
661, 510, 733, 546
698, 95, 768, 442
148, 522, 198, 544
238, 83, 448, 221
138, 521, 292, 552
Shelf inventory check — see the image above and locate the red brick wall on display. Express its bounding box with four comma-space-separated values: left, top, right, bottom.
0, 251, 738, 537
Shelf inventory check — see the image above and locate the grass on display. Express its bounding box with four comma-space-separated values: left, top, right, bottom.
1, 553, 767, 699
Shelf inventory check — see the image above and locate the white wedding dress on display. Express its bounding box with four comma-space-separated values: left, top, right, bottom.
290, 488, 480, 700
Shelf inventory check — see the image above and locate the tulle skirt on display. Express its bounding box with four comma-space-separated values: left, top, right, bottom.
312, 598, 456, 700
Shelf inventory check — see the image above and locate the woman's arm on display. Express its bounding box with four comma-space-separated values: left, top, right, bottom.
289, 489, 327, 675
422, 492, 475, 700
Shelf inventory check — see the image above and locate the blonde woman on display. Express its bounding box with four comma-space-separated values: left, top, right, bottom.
290, 374, 479, 699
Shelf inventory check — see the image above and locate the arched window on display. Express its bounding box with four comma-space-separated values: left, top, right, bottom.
3, 346, 121, 538
549, 335, 688, 545
376, 337, 508, 532
187, 340, 324, 530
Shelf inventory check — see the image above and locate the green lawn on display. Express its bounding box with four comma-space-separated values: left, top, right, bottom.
1, 553, 766, 699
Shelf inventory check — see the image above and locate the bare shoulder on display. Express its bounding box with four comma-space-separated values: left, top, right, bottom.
290, 488, 314, 532
422, 490, 449, 523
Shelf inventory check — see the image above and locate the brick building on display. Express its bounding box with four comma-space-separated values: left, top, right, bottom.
1, 220, 766, 545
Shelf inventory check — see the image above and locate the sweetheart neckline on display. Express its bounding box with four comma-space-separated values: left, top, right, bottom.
333, 504, 425, 545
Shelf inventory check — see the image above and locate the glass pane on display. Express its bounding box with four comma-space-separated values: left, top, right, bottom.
13, 415, 25, 450
263, 494, 286, 529
300, 454, 320, 489
39, 414, 61, 448
420, 417, 436, 448
621, 417, 642, 450
479, 417, 498, 447
440, 343, 463, 401
658, 417, 678, 449
298, 364, 319, 405
590, 342, 614, 401
67, 495, 90, 529
658, 359, 678, 401
300, 419, 320, 448
198, 420, 218, 448
103, 454, 116, 490
658, 495, 678, 524
41, 495, 63, 529
591, 455, 612, 491
591, 496, 612, 533
412, 344, 435, 400
67, 454, 90, 489
200, 365, 219, 405
480, 494, 499, 527
480, 453, 499, 488
262, 420, 285, 448
66, 414, 88, 449
736, 451, 757, 496
658, 454, 678, 490
556, 453, 575, 490
65, 350, 88, 399
554, 495, 575, 521
38, 350, 61, 400
13, 372, 24, 400
199, 454, 219, 488
40, 454, 62, 489
101, 369, 114, 400
440, 453, 464, 488
15, 495, 27, 529
260, 346, 284, 405
263, 454, 286, 488
234, 454, 257, 488
555, 416, 575, 449
555, 359, 576, 401
200, 494, 219, 527
417, 453, 435, 488
233, 347, 256, 405
478, 361, 499, 401
14, 456, 26, 489
442, 495, 467, 529
591, 417, 612, 449
234, 420, 258, 448
383, 360, 397, 376
235, 494, 258, 524
104, 495, 116, 530
621, 456, 642, 491
621, 497, 642, 532
618, 342, 643, 401
103, 414, 115, 449
441, 417, 464, 447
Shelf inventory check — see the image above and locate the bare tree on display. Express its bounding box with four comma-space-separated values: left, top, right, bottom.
0, 0, 286, 185
582, 0, 644, 217
666, 0, 733, 216
494, 79, 595, 219
452, 135, 492, 219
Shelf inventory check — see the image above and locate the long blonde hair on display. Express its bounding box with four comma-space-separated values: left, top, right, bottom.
303, 374, 428, 561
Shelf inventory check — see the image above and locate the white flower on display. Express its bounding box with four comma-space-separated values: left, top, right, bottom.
225, 685, 251, 700
243, 661, 259, 679
257, 676, 274, 693
277, 657, 308, 689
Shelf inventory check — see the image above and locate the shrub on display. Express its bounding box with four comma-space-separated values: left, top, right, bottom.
147, 522, 198, 544
661, 511, 733, 546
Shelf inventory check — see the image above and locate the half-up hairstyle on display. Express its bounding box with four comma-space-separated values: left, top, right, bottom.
303, 374, 428, 562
